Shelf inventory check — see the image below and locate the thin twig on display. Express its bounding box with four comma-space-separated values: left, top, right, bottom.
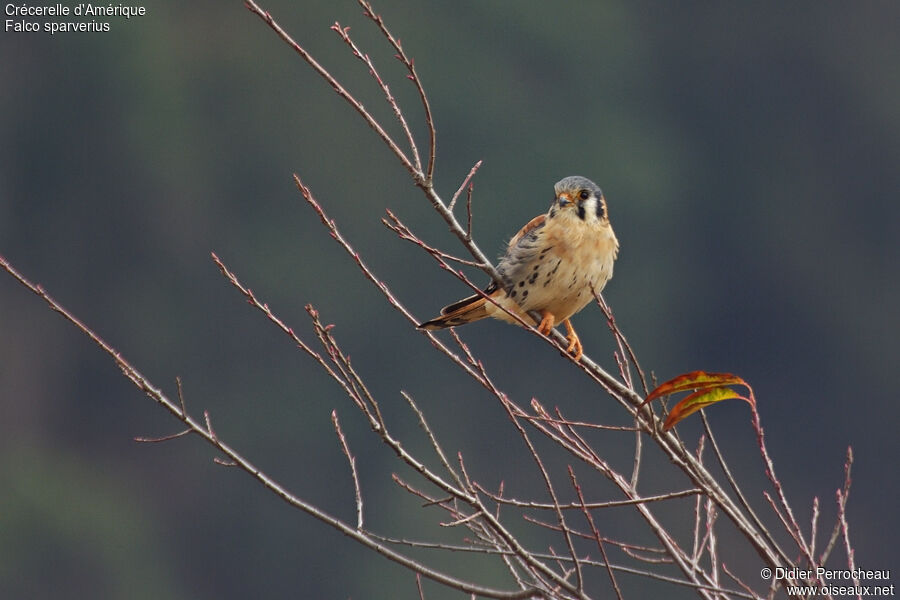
400, 391, 463, 490
474, 484, 703, 510
330, 21, 422, 174
820, 447, 853, 565
705, 496, 719, 596
594, 290, 648, 395
244, 1, 417, 179
700, 409, 793, 567
510, 406, 638, 432
722, 563, 761, 599
356, 0, 436, 182
465, 184, 474, 240
751, 404, 812, 563
569, 466, 624, 600
415, 573, 426, 600
383, 211, 486, 267
836, 488, 857, 584
176, 376, 187, 416
692, 436, 707, 567
332, 410, 364, 530
134, 429, 192, 443
809, 496, 820, 562
449, 160, 482, 212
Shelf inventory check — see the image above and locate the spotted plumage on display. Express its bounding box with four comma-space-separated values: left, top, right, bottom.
418, 176, 619, 360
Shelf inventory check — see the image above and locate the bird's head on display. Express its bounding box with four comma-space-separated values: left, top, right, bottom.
552, 176, 607, 223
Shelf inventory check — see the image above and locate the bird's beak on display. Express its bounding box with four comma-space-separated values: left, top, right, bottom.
557, 193, 572, 207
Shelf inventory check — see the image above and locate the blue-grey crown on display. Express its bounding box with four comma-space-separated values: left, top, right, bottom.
554, 175, 602, 196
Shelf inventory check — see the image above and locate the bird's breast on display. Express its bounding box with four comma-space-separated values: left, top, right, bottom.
502, 221, 618, 322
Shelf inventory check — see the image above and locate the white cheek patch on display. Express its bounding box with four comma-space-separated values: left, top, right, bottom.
579, 197, 599, 222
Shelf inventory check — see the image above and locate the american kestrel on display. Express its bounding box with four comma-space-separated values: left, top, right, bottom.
418, 175, 618, 360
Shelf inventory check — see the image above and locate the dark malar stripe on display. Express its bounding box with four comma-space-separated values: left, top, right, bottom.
577, 204, 586, 220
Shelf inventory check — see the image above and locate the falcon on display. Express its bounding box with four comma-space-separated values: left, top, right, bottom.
419, 175, 618, 360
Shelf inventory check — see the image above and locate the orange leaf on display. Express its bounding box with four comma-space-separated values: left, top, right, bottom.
642, 371, 747, 406
662, 386, 752, 430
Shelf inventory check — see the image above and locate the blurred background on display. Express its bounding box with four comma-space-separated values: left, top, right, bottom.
1, 1, 897, 597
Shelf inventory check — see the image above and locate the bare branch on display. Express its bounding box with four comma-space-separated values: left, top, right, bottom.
0, 254, 539, 600
415, 573, 426, 600
722, 563, 762, 599
243, 0, 418, 179
751, 403, 816, 567
383, 210, 485, 268
176, 376, 187, 417
699, 409, 793, 567
369, 533, 758, 599
449, 160, 482, 212
820, 447, 853, 565
400, 391, 463, 490
332, 410, 364, 530
134, 429, 191, 443
809, 496, 820, 560
330, 21, 422, 174
474, 484, 703, 510
356, 0, 437, 182
705, 496, 719, 594
836, 489, 857, 579
569, 466, 624, 600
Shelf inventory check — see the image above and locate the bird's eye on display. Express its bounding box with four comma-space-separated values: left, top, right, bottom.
579, 190, 590, 201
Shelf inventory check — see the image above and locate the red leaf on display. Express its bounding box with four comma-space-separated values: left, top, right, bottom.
641, 370, 757, 430
643, 371, 747, 405
663, 386, 752, 430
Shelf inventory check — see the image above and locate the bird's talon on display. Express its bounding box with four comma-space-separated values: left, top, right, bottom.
566, 338, 583, 361
563, 320, 583, 361
537, 310, 556, 335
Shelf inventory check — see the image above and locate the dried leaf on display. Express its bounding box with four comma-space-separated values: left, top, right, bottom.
643, 371, 746, 405
642, 371, 757, 430
663, 386, 751, 430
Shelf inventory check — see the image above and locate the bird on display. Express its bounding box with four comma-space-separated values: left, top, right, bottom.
418, 175, 618, 360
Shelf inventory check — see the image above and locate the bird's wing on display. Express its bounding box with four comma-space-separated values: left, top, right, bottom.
495, 213, 548, 290
507, 214, 546, 249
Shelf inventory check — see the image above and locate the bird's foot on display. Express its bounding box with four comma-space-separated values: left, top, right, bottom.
537, 310, 556, 335
563, 319, 583, 361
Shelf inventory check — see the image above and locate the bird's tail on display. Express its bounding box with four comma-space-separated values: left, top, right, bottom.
417, 295, 489, 330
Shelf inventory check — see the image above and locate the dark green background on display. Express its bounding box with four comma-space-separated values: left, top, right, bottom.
2, 1, 897, 597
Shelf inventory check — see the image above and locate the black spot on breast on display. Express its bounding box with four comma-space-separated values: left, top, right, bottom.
522, 290, 529, 298
511, 290, 518, 298
518, 281, 525, 287
550, 259, 562, 275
